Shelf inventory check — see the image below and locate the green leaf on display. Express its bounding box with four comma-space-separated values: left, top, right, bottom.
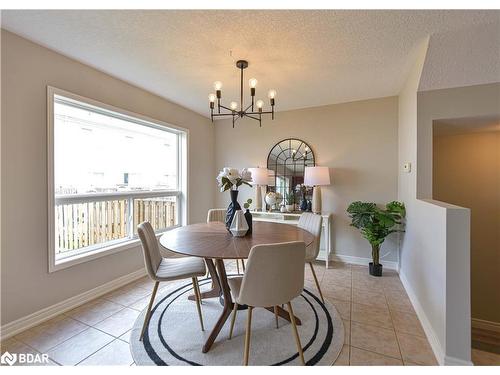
346, 200, 406, 258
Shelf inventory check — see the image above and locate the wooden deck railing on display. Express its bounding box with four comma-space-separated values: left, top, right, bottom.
55, 193, 177, 254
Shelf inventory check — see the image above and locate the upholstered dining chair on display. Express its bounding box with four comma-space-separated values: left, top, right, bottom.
207, 208, 245, 274
227, 241, 306, 366
137, 221, 206, 341
297, 213, 324, 303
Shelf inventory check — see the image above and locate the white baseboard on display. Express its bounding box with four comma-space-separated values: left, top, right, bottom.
472, 318, 500, 333
331, 253, 399, 271
0, 268, 147, 341
399, 271, 446, 366
444, 355, 474, 366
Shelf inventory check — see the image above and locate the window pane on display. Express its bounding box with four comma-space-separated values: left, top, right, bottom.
54, 98, 178, 195
55, 199, 129, 256
133, 196, 178, 233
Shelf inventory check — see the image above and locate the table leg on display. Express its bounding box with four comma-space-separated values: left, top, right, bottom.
188, 258, 221, 301
202, 259, 233, 353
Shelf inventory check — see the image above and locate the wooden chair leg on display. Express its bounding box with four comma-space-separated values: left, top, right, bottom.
309, 262, 325, 303
287, 301, 305, 365
236, 259, 240, 274
140, 281, 159, 341
229, 302, 238, 339
192, 277, 204, 331
274, 306, 279, 328
243, 306, 253, 366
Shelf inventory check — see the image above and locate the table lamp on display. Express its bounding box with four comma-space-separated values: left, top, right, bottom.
248, 167, 269, 211
304, 166, 331, 214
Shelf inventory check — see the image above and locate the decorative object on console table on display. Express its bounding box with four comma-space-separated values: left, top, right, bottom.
265, 191, 278, 211
347, 201, 406, 276
248, 167, 268, 211
216, 167, 253, 230
284, 193, 295, 212
304, 166, 331, 214
295, 184, 310, 211
243, 199, 253, 234
307, 200, 312, 212
230, 210, 249, 237
275, 192, 283, 208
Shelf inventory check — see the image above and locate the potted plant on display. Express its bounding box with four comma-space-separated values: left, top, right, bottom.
285, 193, 295, 212
217, 168, 252, 230
346, 201, 406, 276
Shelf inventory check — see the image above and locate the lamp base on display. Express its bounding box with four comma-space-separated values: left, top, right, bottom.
255, 185, 262, 211
312, 186, 322, 214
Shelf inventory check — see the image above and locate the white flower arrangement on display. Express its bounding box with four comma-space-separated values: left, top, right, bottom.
295, 183, 311, 193
217, 168, 253, 192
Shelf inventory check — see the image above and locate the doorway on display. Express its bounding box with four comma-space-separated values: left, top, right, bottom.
433, 116, 500, 365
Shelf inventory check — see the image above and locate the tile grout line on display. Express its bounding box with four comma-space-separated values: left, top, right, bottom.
16, 282, 144, 364
14, 318, 94, 357
349, 344, 404, 362
385, 277, 406, 364
74, 337, 119, 366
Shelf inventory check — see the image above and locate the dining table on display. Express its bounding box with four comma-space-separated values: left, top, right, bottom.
159, 220, 315, 353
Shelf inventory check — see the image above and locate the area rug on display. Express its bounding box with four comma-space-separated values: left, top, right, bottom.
129, 277, 344, 366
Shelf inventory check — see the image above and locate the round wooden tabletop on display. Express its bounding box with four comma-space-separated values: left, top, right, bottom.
159, 221, 315, 259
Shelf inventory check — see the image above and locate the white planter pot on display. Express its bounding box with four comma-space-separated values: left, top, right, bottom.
286, 204, 295, 212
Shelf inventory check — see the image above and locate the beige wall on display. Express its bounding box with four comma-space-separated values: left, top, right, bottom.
214, 97, 399, 263
433, 131, 500, 324
0, 30, 215, 325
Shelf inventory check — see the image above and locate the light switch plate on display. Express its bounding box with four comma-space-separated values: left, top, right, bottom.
403, 162, 411, 173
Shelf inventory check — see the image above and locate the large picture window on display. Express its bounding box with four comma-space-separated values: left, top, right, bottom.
48, 87, 187, 271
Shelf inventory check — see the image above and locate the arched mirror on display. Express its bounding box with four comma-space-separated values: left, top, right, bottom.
266, 138, 315, 210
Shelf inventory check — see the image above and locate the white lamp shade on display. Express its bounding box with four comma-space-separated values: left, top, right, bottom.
248, 167, 269, 185
304, 166, 331, 186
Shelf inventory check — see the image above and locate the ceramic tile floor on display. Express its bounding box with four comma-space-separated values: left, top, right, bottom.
2, 261, 493, 366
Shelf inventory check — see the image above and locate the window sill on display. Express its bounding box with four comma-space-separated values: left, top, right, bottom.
49, 226, 180, 273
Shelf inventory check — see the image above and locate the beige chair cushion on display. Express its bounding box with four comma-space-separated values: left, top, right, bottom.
227, 276, 243, 301
297, 213, 322, 262
137, 222, 163, 279
156, 256, 206, 281
137, 221, 206, 282
207, 208, 226, 223
233, 241, 306, 307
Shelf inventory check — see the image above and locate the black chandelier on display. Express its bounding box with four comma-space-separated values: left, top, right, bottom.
208, 60, 276, 127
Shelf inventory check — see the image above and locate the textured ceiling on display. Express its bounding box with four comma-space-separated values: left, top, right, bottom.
420, 21, 500, 92
434, 115, 500, 136
1, 10, 499, 118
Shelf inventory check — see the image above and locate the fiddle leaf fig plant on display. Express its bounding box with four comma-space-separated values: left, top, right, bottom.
346, 201, 406, 266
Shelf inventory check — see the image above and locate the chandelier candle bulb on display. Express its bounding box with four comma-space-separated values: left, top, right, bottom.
208, 93, 216, 110
256, 99, 264, 113
230, 101, 238, 111
249, 78, 258, 88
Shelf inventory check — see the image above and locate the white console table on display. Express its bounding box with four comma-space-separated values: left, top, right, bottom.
250, 211, 332, 268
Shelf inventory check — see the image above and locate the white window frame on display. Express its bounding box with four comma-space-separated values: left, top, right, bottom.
47, 86, 189, 272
